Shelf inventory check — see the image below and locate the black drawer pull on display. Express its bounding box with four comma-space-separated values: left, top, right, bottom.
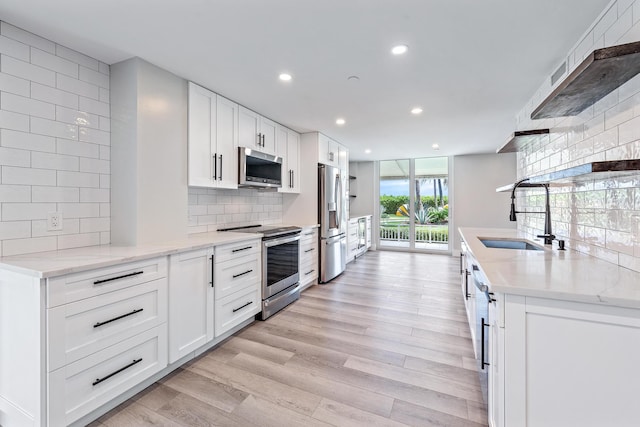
233, 269, 253, 279
232, 301, 253, 313
232, 246, 252, 253
94, 308, 144, 328
305, 269, 315, 276
93, 271, 144, 285
304, 232, 314, 236
92, 358, 142, 386
304, 248, 315, 253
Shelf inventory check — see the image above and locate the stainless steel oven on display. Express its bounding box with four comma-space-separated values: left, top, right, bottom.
219, 224, 301, 320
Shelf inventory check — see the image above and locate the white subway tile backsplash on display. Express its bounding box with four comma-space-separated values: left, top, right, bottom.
56, 106, 100, 129
56, 73, 100, 99
32, 151, 79, 171
2, 166, 55, 186
31, 48, 78, 77
0, 71, 30, 96
2, 236, 57, 257
31, 82, 79, 109
55, 45, 99, 71
0, 110, 29, 132
2, 203, 56, 220
0, 184, 30, 202
79, 66, 109, 89
0, 221, 30, 240
1, 54, 55, 86
79, 96, 109, 117
32, 186, 79, 203
79, 157, 109, 174
31, 117, 78, 140
1, 92, 55, 120
79, 127, 110, 145
57, 170, 100, 188
56, 138, 100, 158
0, 35, 29, 61
79, 188, 109, 203
605, 4, 633, 44
0, 146, 30, 167
1, 22, 54, 53
0, 22, 111, 256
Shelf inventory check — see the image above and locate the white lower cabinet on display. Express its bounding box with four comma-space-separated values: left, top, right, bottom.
299, 226, 319, 289
214, 239, 262, 337
168, 247, 214, 363
347, 215, 371, 263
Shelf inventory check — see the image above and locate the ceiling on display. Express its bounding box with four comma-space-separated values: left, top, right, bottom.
0, 0, 611, 161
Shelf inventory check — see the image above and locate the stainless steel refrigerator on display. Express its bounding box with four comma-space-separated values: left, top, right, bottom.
318, 164, 347, 283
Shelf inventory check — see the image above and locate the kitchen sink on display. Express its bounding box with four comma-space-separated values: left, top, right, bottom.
479, 238, 543, 251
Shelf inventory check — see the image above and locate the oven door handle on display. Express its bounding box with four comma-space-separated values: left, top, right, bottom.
264, 234, 301, 247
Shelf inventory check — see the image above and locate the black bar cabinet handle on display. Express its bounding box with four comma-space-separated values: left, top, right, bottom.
210, 255, 214, 287
232, 246, 252, 253
232, 301, 253, 313
94, 271, 143, 285
233, 269, 253, 279
92, 358, 142, 386
305, 269, 315, 276
94, 308, 143, 328
481, 318, 490, 370
219, 154, 223, 180
213, 153, 217, 180
304, 232, 314, 236
304, 248, 315, 253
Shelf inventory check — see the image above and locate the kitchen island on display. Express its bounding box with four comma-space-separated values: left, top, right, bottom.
459, 227, 640, 427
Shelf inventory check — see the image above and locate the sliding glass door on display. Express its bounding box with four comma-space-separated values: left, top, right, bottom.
379, 157, 449, 251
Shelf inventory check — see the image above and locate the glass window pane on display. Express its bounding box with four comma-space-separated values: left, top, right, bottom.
414, 157, 449, 250
379, 159, 410, 248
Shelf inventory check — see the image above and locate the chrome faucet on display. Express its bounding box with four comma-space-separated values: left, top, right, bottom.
509, 178, 555, 245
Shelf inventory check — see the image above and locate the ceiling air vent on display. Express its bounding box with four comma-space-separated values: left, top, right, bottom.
551, 61, 567, 86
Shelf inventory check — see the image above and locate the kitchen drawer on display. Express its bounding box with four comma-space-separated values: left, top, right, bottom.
47, 257, 167, 308
215, 286, 261, 337
300, 227, 318, 243
300, 261, 318, 283
215, 239, 261, 264
48, 326, 167, 426
300, 243, 317, 264
47, 278, 167, 372
214, 252, 261, 299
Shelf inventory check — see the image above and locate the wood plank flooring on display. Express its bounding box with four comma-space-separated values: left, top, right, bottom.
90, 251, 488, 427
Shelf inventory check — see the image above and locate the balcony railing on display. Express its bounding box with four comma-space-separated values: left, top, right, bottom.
379, 222, 448, 244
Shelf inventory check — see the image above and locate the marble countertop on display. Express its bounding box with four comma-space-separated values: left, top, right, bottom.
0, 231, 262, 279
459, 227, 640, 309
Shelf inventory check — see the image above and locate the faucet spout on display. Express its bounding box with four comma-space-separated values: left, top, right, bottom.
509, 178, 530, 222
509, 179, 555, 245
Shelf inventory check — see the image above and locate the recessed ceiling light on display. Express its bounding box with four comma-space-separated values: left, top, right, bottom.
279, 73, 292, 81
336, 118, 346, 125
411, 107, 423, 115
391, 44, 408, 55
432, 144, 440, 150
365, 149, 372, 154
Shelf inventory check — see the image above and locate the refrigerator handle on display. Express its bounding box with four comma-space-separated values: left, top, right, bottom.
335, 173, 342, 230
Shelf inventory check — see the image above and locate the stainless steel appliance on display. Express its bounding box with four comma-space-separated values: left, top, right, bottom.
238, 147, 283, 189
318, 164, 346, 283
219, 224, 301, 319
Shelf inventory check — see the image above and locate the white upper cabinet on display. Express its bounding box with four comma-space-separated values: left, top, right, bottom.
277, 125, 300, 194
317, 132, 346, 169
238, 106, 277, 155
187, 82, 238, 189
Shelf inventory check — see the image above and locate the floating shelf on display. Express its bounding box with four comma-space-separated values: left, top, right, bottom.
496, 159, 640, 192
496, 129, 550, 153
531, 41, 640, 119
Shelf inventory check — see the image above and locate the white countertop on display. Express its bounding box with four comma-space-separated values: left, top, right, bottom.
459, 227, 640, 309
0, 231, 261, 279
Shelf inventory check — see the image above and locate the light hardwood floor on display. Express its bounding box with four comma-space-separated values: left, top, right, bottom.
90, 251, 488, 427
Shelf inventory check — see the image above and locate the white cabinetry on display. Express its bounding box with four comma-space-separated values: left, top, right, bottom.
188, 82, 238, 189
239, 106, 277, 155
318, 133, 344, 168
214, 239, 262, 337
168, 247, 214, 363
47, 258, 169, 426
366, 216, 372, 248
460, 241, 477, 356
277, 125, 301, 194
299, 226, 319, 289
347, 215, 371, 263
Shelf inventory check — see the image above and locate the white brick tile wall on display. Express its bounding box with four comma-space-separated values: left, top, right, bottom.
0, 21, 110, 256
514, 0, 640, 272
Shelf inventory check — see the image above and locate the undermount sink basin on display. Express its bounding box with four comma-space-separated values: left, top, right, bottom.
479, 238, 543, 251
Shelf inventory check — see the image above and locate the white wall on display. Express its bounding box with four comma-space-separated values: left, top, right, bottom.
514, 0, 640, 272
452, 153, 517, 251
349, 161, 376, 218
0, 22, 111, 256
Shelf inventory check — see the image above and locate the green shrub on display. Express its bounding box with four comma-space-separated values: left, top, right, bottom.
379, 195, 448, 214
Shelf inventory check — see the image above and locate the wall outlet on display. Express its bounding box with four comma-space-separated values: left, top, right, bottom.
47, 212, 63, 231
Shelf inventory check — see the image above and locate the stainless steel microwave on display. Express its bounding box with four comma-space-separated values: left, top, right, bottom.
238, 147, 283, 188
